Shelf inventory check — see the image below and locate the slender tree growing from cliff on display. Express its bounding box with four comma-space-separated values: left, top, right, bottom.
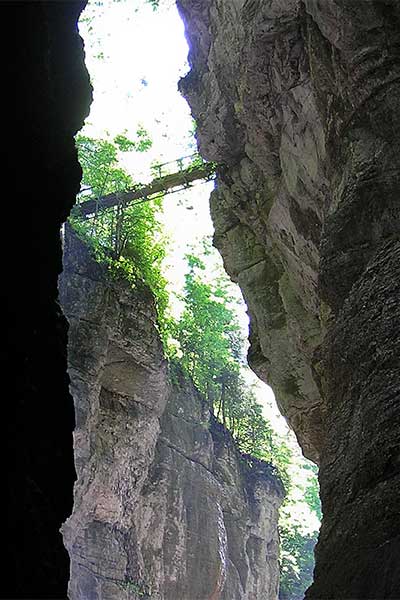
174, 246, 322, 599
174, 248, 291, 484
70, 132, 169, 332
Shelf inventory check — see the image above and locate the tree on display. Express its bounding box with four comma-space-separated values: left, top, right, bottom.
279, 459, 321, 599
279, 520, 317, 600
174, 249, 291, 486
303, 463, 322, 520
70, 132, 169, 333
173, 253, 241, 403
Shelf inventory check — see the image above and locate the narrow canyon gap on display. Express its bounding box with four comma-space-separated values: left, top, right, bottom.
60, 4, 295, 598
4, 1, 400, 599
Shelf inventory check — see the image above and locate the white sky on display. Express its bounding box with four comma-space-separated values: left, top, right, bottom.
78, 0, 319, 532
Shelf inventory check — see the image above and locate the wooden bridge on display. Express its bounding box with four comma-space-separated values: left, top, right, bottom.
73, 153, 216, 217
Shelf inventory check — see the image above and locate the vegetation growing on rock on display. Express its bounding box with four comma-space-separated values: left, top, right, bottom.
71, 133, 170, 339
71, 131, 320, 600
171, 249, 292, 485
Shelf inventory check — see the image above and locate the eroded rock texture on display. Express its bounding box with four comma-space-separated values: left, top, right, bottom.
3, 2, 91, 597
60, 228, 284, 600
178, 0, 327, 464
178, 1, 400, 598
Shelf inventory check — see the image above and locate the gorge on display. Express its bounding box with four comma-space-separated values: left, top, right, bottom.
60, 225, 284, 600
4, 1, 400, 599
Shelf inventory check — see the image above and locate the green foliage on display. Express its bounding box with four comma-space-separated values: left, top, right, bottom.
119, 577, 152, 597
76, 134, 131, 197
76, 129, 152, 199
173, 248, 291, 486
279, 519, 317, 600
303, 463, 322, 520
146, 0, 159, 9
113, 133, 137, 152
173, 253, 241, 387
71, 133, 169, 336
279, 459, 321, 599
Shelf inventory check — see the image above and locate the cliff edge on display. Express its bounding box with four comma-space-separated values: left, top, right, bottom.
60, 228, 284, 600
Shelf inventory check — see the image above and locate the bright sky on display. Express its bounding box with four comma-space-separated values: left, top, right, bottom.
80, 0, 192, 169
78, 0, 319, 533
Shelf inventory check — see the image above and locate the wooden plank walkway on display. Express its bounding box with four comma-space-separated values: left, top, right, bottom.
73, 154, 216, 217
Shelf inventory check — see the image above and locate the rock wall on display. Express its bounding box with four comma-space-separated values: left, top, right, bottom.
177, 1, 400, 598
3, 3, 91, 597
177, 0, 327, 464
60, 228, 284, 600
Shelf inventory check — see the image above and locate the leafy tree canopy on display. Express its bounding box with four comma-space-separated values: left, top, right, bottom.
71, 131, 169, 337
279, 460, 320, 599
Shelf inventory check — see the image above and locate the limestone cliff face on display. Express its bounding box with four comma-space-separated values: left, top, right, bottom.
177, 1, 400, 598
177, 0, 327, 464
60, 228, 284, 600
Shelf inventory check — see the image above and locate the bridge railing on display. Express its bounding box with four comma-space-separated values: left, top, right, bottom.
74, 152, 216, 217
150, 152, 206, 179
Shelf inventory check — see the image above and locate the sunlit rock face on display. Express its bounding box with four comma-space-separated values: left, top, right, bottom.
60, 228, 283, 600
178, 0, 400, 598
178, 0, 327, 464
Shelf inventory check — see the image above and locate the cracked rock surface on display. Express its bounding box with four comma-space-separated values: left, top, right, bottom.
178, 0, 327, 465
178, 0, 400, 597
60, 228, 283, 600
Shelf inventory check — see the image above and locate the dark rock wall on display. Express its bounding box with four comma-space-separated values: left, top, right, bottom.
177, 1, 400, 598
305, 4, 400, 598
60, 229, 284, 600
3, 2, 91, 598
6, 0, 399, 597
